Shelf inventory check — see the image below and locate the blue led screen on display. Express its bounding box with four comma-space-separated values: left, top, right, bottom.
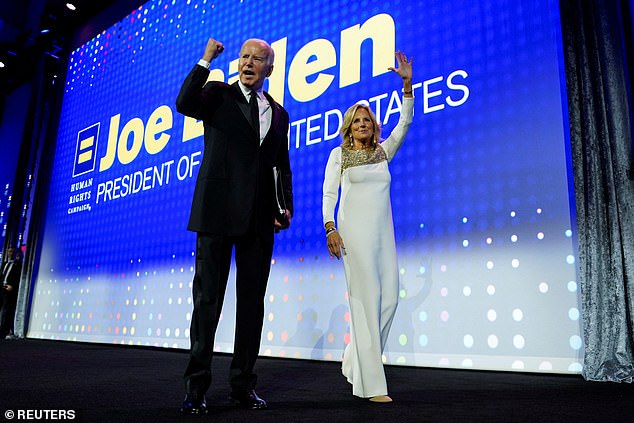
28, 0, 581, 373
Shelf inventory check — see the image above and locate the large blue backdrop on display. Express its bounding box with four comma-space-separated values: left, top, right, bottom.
28, 0, 580, 373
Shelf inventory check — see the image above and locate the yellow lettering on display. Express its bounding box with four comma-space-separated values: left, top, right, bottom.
288, 39, 336, 102
228, 58, 239, 85
340, 13, 395, 88
182, 116, 203, 142
117, 118, 144, 165
205, 13, 396, 106
99, 114, 120, 171
207, 68, 225, 83
268, 38, 288, 106
144, 105, 172, 154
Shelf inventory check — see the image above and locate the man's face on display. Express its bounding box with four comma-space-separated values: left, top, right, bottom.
238, 40, 273, 91
6, 248, 14, 259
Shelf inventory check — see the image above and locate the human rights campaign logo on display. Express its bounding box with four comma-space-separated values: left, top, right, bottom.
72, 123, 100, 177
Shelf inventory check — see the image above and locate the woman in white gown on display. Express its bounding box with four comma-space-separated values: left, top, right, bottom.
322, 51, 413, 403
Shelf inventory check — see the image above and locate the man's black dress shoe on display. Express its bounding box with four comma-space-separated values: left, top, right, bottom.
180, 394, 208, 415
230, 389, 267, 409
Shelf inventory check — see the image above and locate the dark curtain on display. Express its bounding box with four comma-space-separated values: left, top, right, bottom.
12, 54, 64, 338
560, 0, 634, 382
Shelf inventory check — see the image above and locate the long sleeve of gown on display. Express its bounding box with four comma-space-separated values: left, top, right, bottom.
381, 96, 414, 161
322, 147, 342, 225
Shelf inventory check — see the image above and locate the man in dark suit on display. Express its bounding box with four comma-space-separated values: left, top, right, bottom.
0, 246, 22, 339
175, 37, 293, 415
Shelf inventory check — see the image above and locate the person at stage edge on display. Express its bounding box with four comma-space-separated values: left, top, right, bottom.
175, 37, 293, 415
1, 246, 22, 339
322, 50, 413, 403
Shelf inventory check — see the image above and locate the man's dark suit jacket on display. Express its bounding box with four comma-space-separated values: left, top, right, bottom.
1, 260, 21, 294
0, 258, 21, 334
176, 65, 293, 238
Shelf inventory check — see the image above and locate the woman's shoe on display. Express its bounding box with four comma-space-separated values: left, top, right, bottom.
369, 395, 392, 403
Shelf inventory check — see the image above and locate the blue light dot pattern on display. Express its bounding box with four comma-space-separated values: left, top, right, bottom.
27, 0, 582, 373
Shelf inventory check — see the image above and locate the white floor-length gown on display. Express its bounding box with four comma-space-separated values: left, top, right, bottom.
322, 97, 413, 398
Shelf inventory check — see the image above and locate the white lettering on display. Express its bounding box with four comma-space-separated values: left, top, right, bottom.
96, 160, 174, 204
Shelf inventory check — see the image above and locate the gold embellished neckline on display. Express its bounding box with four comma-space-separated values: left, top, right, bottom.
340, 144, 387, 173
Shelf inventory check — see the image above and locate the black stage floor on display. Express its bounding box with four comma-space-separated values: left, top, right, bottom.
0, 338, 631, 422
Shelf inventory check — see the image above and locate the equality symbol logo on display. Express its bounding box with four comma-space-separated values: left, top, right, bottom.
72, 123, 100, 177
